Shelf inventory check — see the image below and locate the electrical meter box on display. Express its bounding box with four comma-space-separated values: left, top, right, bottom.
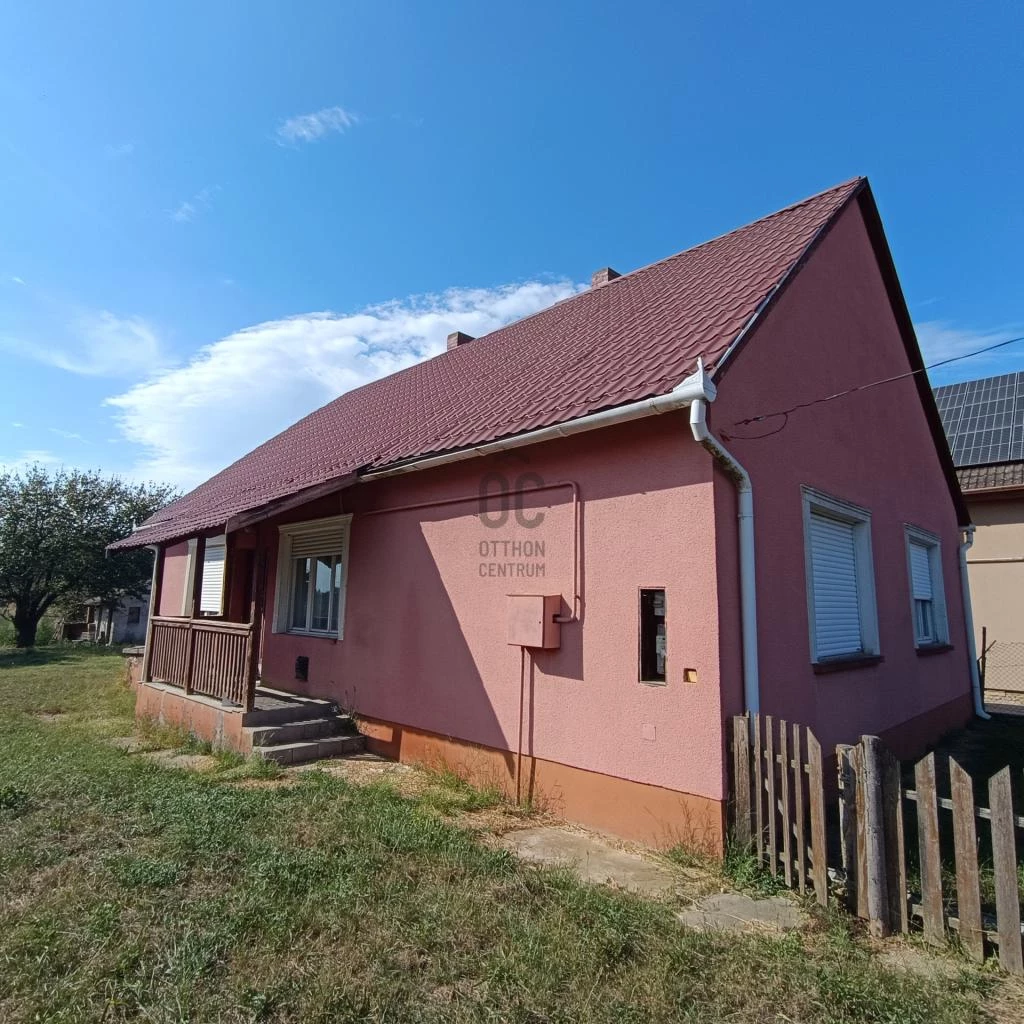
506, 594, 561, 649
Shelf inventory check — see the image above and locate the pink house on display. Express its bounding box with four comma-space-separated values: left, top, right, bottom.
114, 178, 979, 851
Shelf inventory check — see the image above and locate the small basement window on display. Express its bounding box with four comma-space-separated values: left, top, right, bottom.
639, 588, 667, 683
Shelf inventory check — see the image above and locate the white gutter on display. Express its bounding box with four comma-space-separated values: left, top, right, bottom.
359, 360, 718, 481
358, 358, 768, 716
689, 398, 760, 716
958, 525, 990, 719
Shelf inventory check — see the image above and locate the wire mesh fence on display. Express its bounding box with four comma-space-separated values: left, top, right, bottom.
981, 639, 1024, 708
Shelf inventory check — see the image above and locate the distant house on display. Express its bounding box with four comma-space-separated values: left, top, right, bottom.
62, 591, 150, 646
936, 374, 1024, 708
114, 178, 977, 850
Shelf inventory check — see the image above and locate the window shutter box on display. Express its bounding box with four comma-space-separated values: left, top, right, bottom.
809, 513, 862, 658
909, 542, 933, 600
290, 525, 346, 560
200, 543, 226, 614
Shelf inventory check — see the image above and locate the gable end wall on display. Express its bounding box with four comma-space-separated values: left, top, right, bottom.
711, 200, 973, 755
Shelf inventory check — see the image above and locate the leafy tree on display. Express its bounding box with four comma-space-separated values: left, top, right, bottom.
0, 465, 177, 647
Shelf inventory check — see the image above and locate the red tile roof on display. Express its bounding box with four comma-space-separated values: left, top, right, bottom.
958, 462, 1024, 494
113, 178, 865, 550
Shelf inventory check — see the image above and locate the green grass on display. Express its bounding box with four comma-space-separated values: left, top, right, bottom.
0, 648, 1007, 1023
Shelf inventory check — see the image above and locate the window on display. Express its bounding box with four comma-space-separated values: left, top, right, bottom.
181, 536, 226, 616
802, 488, 879, 663
200, 540, 226, 614
127, 606, 141, 625
905, 527, 948, 647
273, 515, 352, 637
639, 588, 667, 683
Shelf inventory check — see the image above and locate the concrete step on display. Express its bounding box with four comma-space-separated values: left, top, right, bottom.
242, 692, 340, 728
244, 716, 347, 747
253, 733, 366, 765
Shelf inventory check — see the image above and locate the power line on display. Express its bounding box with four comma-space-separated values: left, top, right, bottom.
723, 333, 1024, 440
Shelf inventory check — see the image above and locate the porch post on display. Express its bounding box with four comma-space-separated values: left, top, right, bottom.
189, 536, 206, 620
183, 536, 205, 694
140, 544, 165, 684
243, 550, 268, 712
223, 531, 237, 621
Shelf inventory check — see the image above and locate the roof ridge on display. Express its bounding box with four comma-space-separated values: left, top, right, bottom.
113, 176, 873, 549
387, 177, 867, 363
593, 176, 866, 293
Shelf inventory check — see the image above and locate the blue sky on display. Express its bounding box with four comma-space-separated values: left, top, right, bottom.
1, 1, 1020, 489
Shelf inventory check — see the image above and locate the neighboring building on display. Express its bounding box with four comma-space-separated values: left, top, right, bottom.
936, 374, 1024, 707
62, 591, 151, 645
114, 177, 977, 850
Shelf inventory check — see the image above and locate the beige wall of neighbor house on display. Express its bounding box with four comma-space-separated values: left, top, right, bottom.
966, 493, 1024, 702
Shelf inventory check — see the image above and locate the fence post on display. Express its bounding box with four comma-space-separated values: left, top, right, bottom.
837, 744, 859, 914
752, 715, 765, 866
915, 753, 945, 945
765, 716, 778, 877
858, 736, 892, 937
880, 745, 908, 934
989, 767, 1024, 974
950, 758, 984, 961
731, 715, 752, 849
806, 729, 828, 907
792, 722, 807, 895
979, 625, 987, 700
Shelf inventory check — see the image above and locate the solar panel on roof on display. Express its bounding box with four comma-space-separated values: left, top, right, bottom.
934, 371, 1024, 467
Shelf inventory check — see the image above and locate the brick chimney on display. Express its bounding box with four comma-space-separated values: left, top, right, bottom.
447, 331, 475, 351
591, 267, 621, 288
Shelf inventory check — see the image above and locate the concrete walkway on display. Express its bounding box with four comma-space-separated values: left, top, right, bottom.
499, 826, 683, 896
676, 892, 806, 933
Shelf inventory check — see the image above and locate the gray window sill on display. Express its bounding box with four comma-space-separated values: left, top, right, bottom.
915, 643, 954, 657
286, 629, 340, 640
813, 654, 884, 675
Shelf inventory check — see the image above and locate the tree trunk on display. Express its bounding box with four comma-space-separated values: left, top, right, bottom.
13, 606, 42, 648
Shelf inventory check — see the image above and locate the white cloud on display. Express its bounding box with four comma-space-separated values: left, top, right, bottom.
49, 428, 91, 443
0, 310, 165, 379
171, 185, 219, 223
276, 106, 359, 145
104, 141, 135, 158
106, 280, 581, 488
11, 276, 25, 285
11, 422, 23, 428
915, 321, 1024, 383
0, 449, 65, 475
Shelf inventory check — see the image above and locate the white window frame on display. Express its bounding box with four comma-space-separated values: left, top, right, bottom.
904, 525, 949, 648
801, 487, 880, 664
181, 535, 226, 616
272, 514, 352, 639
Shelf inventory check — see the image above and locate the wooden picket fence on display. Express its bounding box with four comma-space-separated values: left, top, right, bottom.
730, 714, 1024, 973
730, 714, 830, 905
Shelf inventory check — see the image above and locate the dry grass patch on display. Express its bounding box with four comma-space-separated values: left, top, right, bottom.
0, 648, 1018, 1023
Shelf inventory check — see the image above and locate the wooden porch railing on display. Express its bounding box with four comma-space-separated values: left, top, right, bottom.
145, 615, 257, 710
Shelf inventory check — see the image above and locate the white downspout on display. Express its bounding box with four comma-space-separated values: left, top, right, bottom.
690, 398, 760, 716
959, 525, 990, 719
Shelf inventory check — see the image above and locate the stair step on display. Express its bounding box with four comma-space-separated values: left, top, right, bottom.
245, 716, 353, 747
253, 733, 366, 765
243, 688, 340, 727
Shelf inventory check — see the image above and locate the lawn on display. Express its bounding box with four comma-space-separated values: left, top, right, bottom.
0, 648, 1014, 1023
